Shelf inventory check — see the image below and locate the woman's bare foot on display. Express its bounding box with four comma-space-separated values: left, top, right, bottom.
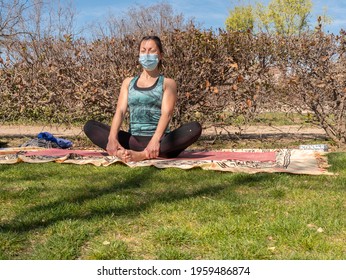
126, 150, 148, 162
116, 149, 148, 163
116, 149, 130, 162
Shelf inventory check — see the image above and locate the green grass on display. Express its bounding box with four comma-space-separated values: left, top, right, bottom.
252, 112, 314, 126
211, 111, 316, 127
0, 153, 345, 260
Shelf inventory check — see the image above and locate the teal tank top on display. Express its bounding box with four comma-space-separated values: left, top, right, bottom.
128, 75, 170, 136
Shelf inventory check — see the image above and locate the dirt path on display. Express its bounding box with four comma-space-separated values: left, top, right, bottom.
0, 124, 85, 137
0, 124, 326, 138
0, 125, 326, 139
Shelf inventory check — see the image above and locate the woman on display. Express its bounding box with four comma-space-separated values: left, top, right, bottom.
84, 36, 202, 162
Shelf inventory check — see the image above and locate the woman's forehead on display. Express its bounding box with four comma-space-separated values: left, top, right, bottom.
140, 40, 158, 49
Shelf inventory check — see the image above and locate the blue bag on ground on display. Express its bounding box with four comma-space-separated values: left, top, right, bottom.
37, 132, 72, 149
55, 137, 73, 148
37, 132, 55, 142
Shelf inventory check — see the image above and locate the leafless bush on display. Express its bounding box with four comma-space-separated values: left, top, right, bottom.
0, 0, 27, 40
0, 36, 137, 123
0, 28, 279, 127
273, 31, 346, 145
91, 2, 195, 39
161, 29, 277, 129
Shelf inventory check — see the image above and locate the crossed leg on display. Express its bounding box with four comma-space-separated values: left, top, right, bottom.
83, 120, 202, 162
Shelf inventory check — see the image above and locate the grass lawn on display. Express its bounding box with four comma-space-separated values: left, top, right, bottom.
0, 152, 345, 260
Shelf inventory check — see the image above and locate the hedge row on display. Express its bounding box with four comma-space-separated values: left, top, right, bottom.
1, 28, 345, 144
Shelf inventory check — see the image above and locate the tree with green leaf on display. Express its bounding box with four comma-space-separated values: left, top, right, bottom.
266, 0, 312, 35
225, 0, 329, 35
225, 4, 254, 32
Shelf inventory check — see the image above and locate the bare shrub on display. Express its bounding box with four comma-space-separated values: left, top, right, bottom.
0, 0, 27, 39
91, 2, 195, 39
273, 31, 346, 145
0, 28, 279, 131
161, 28, 277, 130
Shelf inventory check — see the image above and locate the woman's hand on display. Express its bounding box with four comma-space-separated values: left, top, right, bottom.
144, 139, 160, 159
106, 138, 123, 156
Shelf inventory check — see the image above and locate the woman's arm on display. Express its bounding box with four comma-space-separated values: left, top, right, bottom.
106, 77, 132, 155
145, 77, 177, 158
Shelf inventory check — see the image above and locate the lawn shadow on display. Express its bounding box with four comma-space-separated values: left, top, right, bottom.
0, 166, 243, 234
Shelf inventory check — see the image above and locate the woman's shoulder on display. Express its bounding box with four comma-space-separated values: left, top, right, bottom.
122, 76, 135, 86
124, 76, 135, 82
163, 76, 177, 89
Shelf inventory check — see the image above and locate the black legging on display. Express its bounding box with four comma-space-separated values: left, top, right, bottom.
83, 120, 202, 158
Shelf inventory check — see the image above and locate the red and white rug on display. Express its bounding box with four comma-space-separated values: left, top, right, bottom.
0, 148, 331, 175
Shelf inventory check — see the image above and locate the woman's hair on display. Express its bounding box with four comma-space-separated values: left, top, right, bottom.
139, 35, 163, 54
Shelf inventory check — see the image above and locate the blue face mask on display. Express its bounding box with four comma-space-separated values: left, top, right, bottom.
139, 54, 159, 71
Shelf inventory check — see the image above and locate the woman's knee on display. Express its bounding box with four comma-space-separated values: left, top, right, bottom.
84, 120, 108, 134
188, 121, 202, 137
83, 120, 96, 135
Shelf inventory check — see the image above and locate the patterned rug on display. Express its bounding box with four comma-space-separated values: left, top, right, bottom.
0, 147, 332, 175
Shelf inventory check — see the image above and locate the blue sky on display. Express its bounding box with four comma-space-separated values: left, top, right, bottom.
71, 0, 345, 34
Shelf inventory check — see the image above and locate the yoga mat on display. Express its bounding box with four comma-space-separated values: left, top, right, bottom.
0, 148, 332, 175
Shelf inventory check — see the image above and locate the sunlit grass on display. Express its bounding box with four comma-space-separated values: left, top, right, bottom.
0, 152, 345, 260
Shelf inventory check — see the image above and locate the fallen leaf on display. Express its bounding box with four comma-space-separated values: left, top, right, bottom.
317, 227, 324, 233
102, 241, 110, 245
